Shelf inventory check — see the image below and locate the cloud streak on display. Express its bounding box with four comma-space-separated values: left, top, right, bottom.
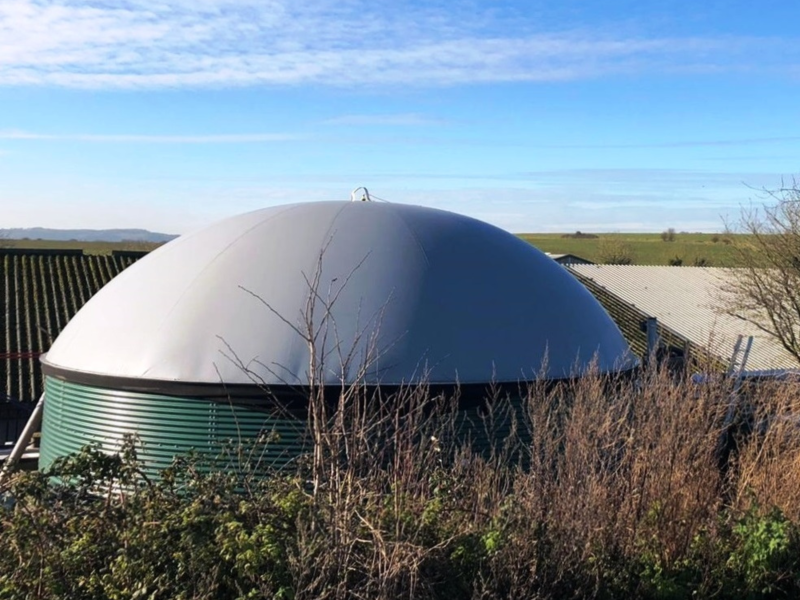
525, 136, 800, 149
322, 113, 450, 127
0, 130, 302, 143
0, 1, 796, 89
5, 128, 796, 150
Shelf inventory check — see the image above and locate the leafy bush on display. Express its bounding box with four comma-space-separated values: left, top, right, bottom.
2, 369, 800, 599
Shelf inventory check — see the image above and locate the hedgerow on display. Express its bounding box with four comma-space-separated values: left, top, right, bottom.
2, 367, 800, 599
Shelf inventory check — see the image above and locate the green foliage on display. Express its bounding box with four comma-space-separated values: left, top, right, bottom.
596, 504, 800, 600
0, 439, 305, 600
727, 505, 799, 595
3, 376, 800, 599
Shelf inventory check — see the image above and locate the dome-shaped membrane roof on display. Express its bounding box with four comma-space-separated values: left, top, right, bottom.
43, 201, 635, 387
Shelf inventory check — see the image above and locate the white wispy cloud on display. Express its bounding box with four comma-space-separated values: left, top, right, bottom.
524, 136, 800, 149
0, 1, 795, 88
0, 130, 302, 143
322, 113, 450, 127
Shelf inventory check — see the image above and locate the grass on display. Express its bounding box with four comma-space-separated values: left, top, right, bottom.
0, 239, 163, 254
518, 232, 747, 266
4, 233, 748, 266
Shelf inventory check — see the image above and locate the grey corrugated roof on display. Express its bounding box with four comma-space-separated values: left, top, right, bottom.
1, 250, 142, 404
569, 265, 800, 374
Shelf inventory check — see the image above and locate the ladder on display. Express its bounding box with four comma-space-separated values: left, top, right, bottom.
718, 335, 753, 466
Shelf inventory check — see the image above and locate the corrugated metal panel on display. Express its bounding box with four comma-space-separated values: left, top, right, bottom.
456, 399, 529, 460
0, 251, 141, 405
40, 377, 307, 478
570, 265, 799, 373
571, 271, 701, 361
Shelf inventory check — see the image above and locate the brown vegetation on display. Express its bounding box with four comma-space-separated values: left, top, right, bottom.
2, 366, 800, 598
597, 237, 635, 264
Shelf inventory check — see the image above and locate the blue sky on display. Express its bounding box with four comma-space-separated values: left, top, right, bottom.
1, 0, 799, 234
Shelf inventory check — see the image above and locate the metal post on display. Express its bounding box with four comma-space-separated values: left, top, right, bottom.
0, 394, 44, 484
645, 317, 659, 365
718, 336, 753, 469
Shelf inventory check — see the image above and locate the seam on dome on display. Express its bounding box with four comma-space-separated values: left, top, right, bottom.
388, 205, 431, 268
140, 203, 307, 378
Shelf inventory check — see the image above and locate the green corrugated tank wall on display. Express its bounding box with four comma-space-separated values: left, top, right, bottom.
40, 376, 531, 477
40, 377, 307, 479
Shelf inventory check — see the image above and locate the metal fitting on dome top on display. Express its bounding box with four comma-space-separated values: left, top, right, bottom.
350, 187, 371, 202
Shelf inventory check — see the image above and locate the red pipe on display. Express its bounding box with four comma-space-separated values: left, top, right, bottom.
0, 352, 44, 360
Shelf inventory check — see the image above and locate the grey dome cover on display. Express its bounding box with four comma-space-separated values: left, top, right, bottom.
44, 201, 635, 386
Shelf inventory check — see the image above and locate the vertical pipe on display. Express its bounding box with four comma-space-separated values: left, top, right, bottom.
0, 394, 44, 484
645, 317, 659, 365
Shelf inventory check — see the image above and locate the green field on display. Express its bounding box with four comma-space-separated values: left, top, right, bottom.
518, 232, 746, 267
3, 233, 747, 266
1, 239, 163, 254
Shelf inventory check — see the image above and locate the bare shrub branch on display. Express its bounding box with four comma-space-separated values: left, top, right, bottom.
723, 181, 800, 364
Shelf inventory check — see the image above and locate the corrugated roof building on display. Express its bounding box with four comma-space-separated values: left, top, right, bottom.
570, 264, 799, 375
545, 253, 593, 266
0, 249, 144, 443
